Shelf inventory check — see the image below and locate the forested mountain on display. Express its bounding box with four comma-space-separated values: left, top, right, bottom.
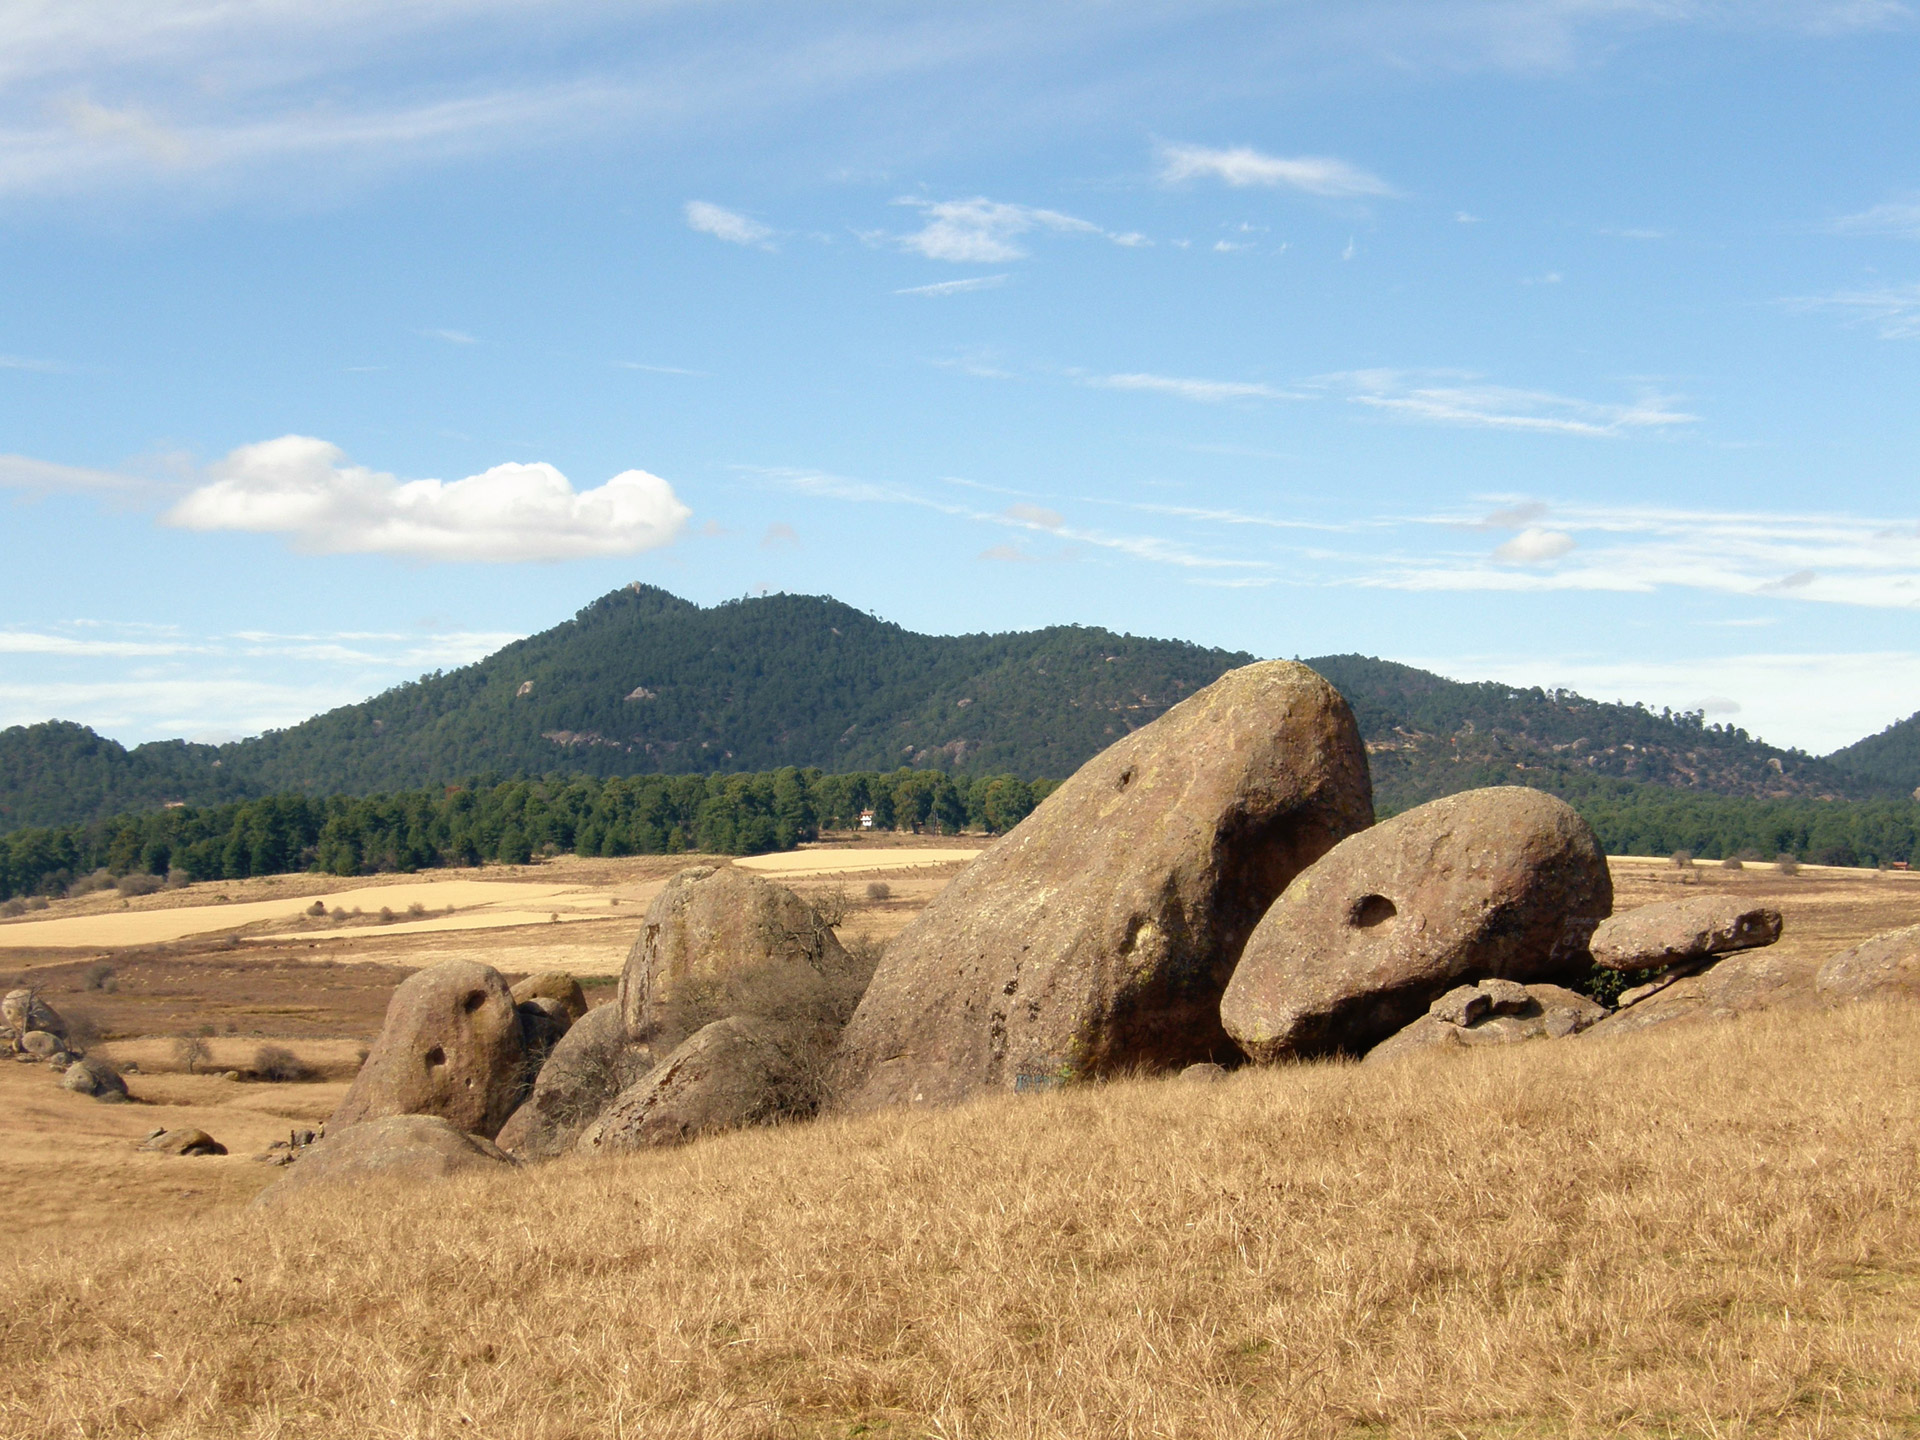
2, 584, 1913, 833
1825, 711, 1920, 798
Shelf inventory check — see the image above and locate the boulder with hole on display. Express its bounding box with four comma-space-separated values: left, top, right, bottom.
829, 661, 1374, 1112
328, 959, 528, 1139
496, 1003, 656, 1159
1590, 896, 1783, 972
1363, 981, 1608, 1065
618, 866, 854, 1041
511, 972, 589, 1024
1221, 787, 1612, 1063
253, 1114, 515, 1206
1815, 924, 1920, 1002
3, 989, 65, 1043
578, 1016, 804, 1154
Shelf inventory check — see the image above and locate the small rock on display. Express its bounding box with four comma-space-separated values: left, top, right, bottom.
1476, 977, 1534, 1015
1364, 983, 1607, 1065
20, 1030, 62, 1059
46, 1052, 72, 1072
1590, 896, 1783, 972
253, 1115, 516, 1206
511, 972, 588, 1024
140, 1128, 227, 1157
1178, 1062, 1229, 1084
1428, 986, 1490, 1027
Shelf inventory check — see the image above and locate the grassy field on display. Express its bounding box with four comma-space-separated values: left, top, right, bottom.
5, 999, 1919, 1437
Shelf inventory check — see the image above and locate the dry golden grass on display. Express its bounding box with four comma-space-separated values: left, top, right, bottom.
7, 1000, 1920, 1438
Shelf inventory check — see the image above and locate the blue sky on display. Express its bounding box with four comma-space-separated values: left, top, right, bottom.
4, 0, 1919, 753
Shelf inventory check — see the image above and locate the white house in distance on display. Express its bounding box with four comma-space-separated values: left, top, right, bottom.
858, 810, 875, 830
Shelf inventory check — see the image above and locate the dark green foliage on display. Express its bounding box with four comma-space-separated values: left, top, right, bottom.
0, 767, 1045, 901
1826, 710, 1920, 795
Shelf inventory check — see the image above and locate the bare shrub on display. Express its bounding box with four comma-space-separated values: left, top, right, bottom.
63, 1009, 103, 1053
407, 902, 427, 917
172, 1035, 211, 1075
378, 906, 395, 924
25, 897, 49, 912
1670, 850, 1694, 868
67, 869, 115, 897
251, 1044, 316, 1083
1720, 856, 1744, 870
1776, 853, 1801, 875
1, 898, 26, 919
82, 962, 117, 992
115, 872, 164, 897
811, 886, 851, 927
165, 868, 190, 889
305, 900, 327, 917
329, 907, 348, 923
865, 880, 892, 902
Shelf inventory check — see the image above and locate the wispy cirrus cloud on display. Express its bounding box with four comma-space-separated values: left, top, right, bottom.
1156, 142, 1397, 198
0, 452, 148, 493
1322, 369, 1698, 436
1788, 282, 1920, 338
889, 197, 1142, 264
895, 274, 1008, 296
165, 435, 690, 562
1828, 199, 1920, 237
685, 199, 776, 248
1095, 372, 1301, 403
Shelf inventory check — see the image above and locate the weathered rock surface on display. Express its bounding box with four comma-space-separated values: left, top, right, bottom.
1590, 896, 1783, 972
21, 1030, 65, 1060
579, 1016, 802, 1154
829, 661, 1374, 1112
1815, 924, 1920, 1002
618, 866, 853, 1042
512, 972, 589, 1024
254, 1115, 514, 1206
496, 1003, 655, 1159
3, 989, 65, 1041
329, 959, 528, 1139
1178, 1062, 1229, 1084
1583, 950, 1815, 1038
1364, 982, 1609, 1065
516, 997, 573, 1060
140, 1128, 227, 1156
61, 1059, 129, 1101
1221, 787, 1612, 1063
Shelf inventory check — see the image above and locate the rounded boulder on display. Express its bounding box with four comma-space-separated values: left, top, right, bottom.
1816, 924, 1920, 1002
328, 959, 528, 1139
496, 1002, 655, 1159
511, 971, 589, 1024
579, 1016, 801, 1155
253, 1114, 515, 1207
1221, 787, 1612, 1063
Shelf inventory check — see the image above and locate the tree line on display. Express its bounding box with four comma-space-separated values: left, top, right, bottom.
0, 767, 1058, 902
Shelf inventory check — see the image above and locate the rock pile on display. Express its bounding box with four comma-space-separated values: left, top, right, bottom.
1363, 981, 1608, 1065
829, 660, 1374, 1112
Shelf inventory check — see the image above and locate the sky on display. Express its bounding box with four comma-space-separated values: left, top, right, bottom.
3, 0, 1920, 755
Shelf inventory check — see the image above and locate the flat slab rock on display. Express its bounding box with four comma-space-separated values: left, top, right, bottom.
1583, 949, 1817, 1039
1363, 983, 1607, 1065
828, 660, 1373, 1112
139, 1128, 227, 1157
253, 1115, 515, 1207
1590, 896, 1782, 972
1816, 924, 1920, 1002
1221, 786, 1612, 1063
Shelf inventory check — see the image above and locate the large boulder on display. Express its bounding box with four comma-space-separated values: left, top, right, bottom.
1363, 982, 1608, 1065
61, 1058, 129, 1101
511, 972, 589, 1024
828, 661, 1373, 1112
495, 1003, 655, 1159
3, 989, 66, 1041
1584, 949, 1816, 1038
1221, 787, 1612, 1063
516, 997, 573, 1061
328, 959, 528, 1139
1815, 924, 1920, 1002
578, 1016, 805, 1154
253, 1114, 514, 1207
1590, 896, 1783, 972
618, 867, 854, 1042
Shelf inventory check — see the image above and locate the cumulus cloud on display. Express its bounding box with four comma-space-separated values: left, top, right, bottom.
164, 435, 690, 562
685, 200, 774, 248
893, 197, 1134, 263
1493, 527, 1577, 564
1097, 372, 1298, 403
1156, 142, 1396, 198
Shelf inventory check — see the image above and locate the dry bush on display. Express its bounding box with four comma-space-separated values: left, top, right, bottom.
251, 1044, 317, 1083
305, 900, 327, 917
811, 885, 852, 927
82, 962, 117, 992
115, 872, 164, 897
1721, 855, 1744, 870
7, 1002, 1920, 1437
407, 901, 427, 918
0, 898, 24, 918
378, 906, 395, 924
66, 868, 115, 897
1777, 853, 1801, 875
62, 1008, 103, 1053
865, 880, 891, 902
171, 1035, 211, 1074
1670, 849, 1694, 868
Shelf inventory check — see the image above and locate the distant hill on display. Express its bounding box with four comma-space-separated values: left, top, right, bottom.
1825, 711, 1920, 798
0, 585, 1910, 833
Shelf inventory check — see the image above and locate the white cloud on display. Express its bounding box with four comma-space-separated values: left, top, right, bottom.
1003, 502, 1064, 529
685, 200, 775, 248
0, 453, 144, 492
1325, 369, 1698, 436
1493, 526, 1577, 563
164, 435, 690, 562
1096, 372, 1299, 402
0, 353, 63, 372
895, 274, 1008, 296
1790, 282, 1920, 338
1156, 142, 1397, 198
1829, 199, 1920, 237
894, 197, 1103, 263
